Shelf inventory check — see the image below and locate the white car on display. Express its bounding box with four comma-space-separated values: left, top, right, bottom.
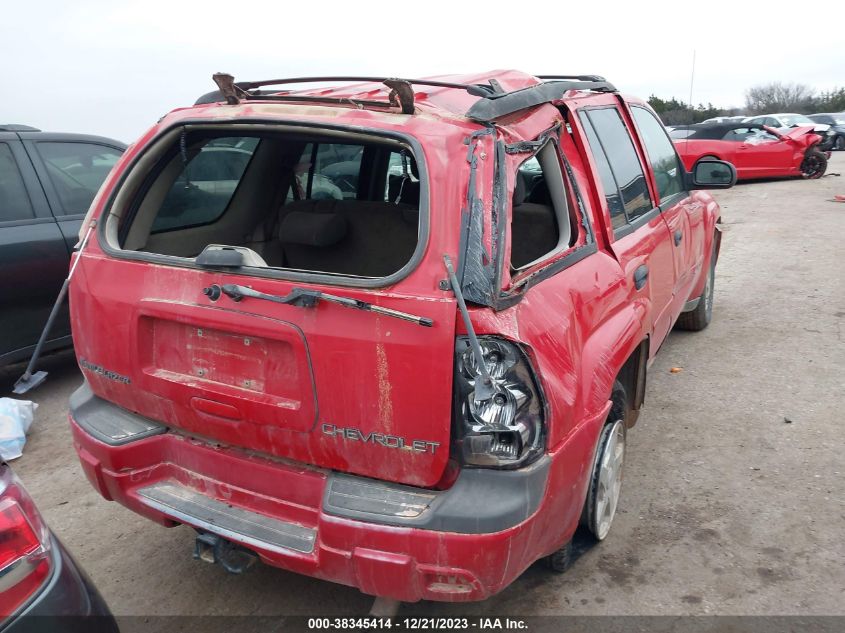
743, 113, 830, 134
701, 116, 746, 124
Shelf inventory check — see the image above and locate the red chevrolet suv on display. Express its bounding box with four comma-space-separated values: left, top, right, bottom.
66, 71, 734, 602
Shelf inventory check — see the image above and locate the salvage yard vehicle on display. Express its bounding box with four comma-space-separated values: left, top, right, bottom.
0, 125, 125, 367
672, 121, 828, 179
66, 71, 734, 603
743, 112, 836, 150
0, 463, 118, 632
807, 113, 845, 150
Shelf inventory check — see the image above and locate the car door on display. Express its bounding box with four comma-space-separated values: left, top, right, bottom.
732, 127, 793, 177
20, 135, 124, 254
0, 134, 71, 364
17, 136, 124, 343
629, 106, 702, 315
576, 106, 677, 356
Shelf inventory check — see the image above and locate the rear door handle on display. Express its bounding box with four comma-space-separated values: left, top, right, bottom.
633, 265, 649, 290
674, 230, 683, 246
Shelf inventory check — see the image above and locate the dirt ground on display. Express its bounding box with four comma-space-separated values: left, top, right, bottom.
2, 154, 844, 623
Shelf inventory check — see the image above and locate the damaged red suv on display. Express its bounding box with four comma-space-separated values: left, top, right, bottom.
67, 71, 734, 602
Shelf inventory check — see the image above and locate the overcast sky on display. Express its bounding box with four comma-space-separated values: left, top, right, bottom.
4, 0, 843, 143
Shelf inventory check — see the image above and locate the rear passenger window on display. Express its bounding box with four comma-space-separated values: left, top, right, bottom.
152, 137, 259, 232
0, 143, 35, 222
581, 108, 653, 227
631, 107, 685, 201
36, 142, 122, 216
581, 119, 627, 230
510, 141, 574, 269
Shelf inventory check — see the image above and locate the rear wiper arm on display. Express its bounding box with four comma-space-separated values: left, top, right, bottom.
206, 284, 434, 327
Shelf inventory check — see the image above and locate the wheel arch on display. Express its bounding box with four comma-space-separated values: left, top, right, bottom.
578, 301, 649, 425
615, 337, 648, 427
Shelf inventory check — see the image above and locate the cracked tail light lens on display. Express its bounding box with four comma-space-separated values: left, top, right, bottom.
453, 337, 545, 468
0, 467, 52, 620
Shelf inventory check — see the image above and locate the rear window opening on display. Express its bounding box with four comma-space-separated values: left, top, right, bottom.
510, 141, 577, 270
114, 127, 423, 280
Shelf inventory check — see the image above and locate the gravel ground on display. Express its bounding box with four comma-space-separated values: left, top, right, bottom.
2, 154, 843, 624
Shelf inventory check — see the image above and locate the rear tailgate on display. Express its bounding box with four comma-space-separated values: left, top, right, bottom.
70, 256, 456, 487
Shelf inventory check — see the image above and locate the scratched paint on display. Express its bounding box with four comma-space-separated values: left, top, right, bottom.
68, 70, 726, 602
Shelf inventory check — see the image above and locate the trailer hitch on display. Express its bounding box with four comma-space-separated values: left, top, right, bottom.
193, 531, 258, 575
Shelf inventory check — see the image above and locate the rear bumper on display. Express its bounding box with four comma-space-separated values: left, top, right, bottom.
69, 383, 604, 602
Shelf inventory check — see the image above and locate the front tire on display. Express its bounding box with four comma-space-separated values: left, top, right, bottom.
801, 149, 827, 179
835, 136, 845, 151
676, 247, 715, 331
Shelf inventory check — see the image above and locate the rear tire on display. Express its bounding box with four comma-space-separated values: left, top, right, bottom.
581, 382, 627, 542
544, 539, 573, 573
801, 149, 827, 179
835, 136, 845, 151
544, 383, 629, 573
676, 247, 715, 331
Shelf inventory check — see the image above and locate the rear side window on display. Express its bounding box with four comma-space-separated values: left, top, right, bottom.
722, 127, 753, 142
0, 143, 35, 222
581, 108, 653, 226
36, 142, 122, 216
510, 142, 574, 269
152, 137, 259, 232
631, 107, 685, 201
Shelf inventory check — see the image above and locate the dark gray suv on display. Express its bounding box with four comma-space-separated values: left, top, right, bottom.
0, 125, 125, 366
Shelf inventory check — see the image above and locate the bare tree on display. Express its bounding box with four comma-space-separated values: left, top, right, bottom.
745, 82, 816, 114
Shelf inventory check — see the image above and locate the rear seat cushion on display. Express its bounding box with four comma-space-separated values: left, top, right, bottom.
511, 171, 559, 268
272, 199, 419, 277
279, 211, 347, 247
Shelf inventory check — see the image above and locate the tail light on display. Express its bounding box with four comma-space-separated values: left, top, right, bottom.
452, 337, 545, 468
0, 466, 52, 620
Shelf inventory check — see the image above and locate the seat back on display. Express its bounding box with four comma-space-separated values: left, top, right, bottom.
275, 199, 419, 277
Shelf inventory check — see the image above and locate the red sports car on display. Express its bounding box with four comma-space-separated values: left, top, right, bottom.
671, 122, 828, 180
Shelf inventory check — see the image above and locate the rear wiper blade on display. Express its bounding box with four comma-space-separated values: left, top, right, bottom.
208, 284, 433, 327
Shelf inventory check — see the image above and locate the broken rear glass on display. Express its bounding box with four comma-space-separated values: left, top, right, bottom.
121, 130, 422, 279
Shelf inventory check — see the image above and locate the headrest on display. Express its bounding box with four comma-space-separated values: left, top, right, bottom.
513, 171, 528, 206
279, 211, 347, 247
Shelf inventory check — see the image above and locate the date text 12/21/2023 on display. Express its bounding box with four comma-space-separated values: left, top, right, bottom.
307, 618, 529, 630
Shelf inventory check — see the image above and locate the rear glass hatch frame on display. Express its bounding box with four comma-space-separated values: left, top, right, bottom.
96, 119, 431, 289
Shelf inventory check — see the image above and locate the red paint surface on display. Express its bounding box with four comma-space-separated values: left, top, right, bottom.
675, 125, 822, 179
69, 71, 723, 600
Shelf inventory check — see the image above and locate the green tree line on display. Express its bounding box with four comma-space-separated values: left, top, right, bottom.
649, 82, 845, 126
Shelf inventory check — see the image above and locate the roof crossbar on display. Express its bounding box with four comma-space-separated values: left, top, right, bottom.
465, 79, 617, 123
199, 73, 503, 109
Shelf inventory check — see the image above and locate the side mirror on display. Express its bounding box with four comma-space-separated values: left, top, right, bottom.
690, 159, 736, 189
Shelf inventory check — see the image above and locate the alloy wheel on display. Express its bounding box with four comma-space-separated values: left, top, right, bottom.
592, 420, 626, 541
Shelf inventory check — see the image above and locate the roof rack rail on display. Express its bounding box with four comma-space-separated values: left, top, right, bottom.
197, 73, 503, 111
466, 78, 616, 123
195, 73, 614, 124
0, 124, 41, 132
536, 74, 607, 82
